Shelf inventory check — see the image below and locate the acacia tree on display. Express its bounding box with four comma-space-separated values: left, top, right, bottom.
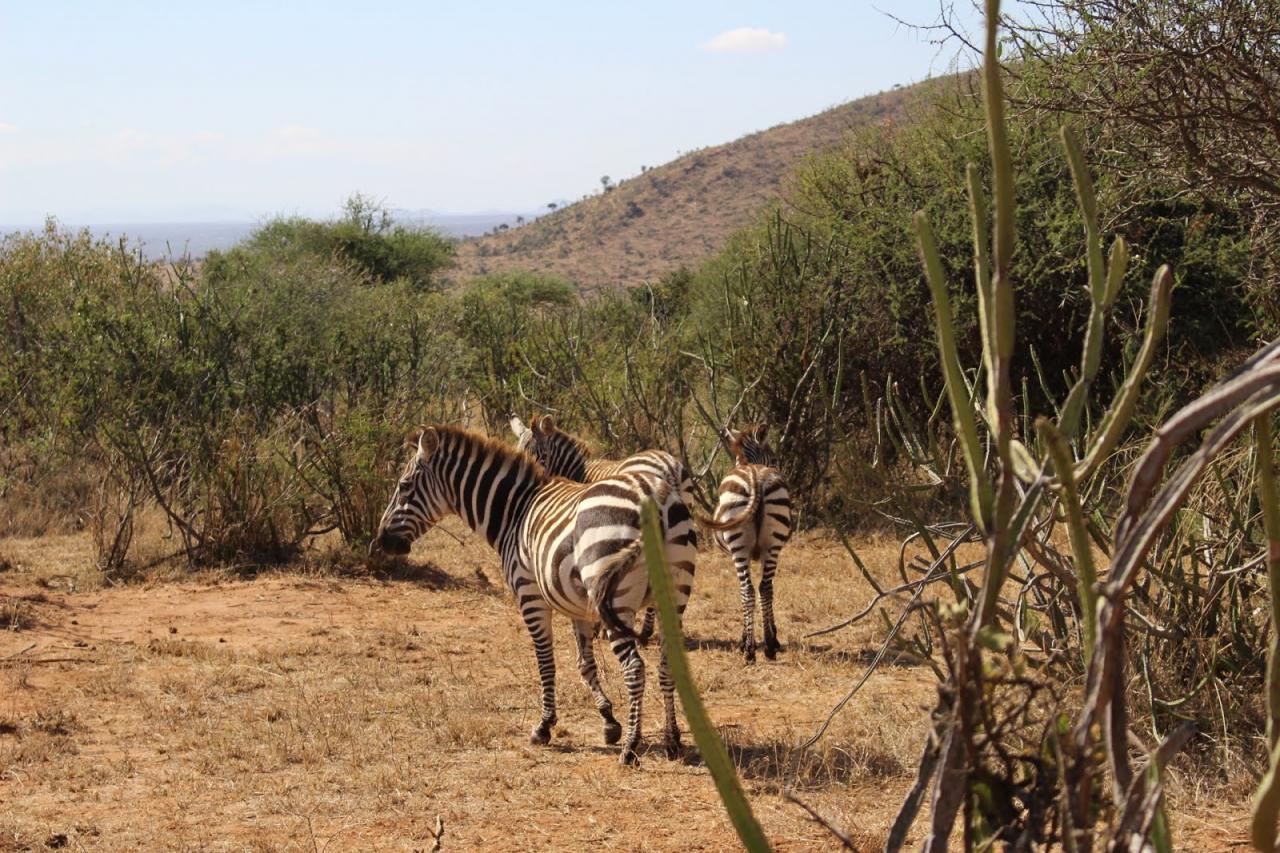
998, 0, 1280, 333
1004, 1, 1280, 199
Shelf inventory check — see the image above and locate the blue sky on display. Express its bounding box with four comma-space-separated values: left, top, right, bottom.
0, 1, 991, 223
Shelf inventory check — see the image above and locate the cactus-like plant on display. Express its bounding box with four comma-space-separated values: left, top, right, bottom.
886, 0, 1280, 848
640, 499, 772, 852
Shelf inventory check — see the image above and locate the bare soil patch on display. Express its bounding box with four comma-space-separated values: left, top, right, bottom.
0, 523, 1251, 850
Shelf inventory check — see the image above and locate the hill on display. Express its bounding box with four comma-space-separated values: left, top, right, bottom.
446, 86, 916, 291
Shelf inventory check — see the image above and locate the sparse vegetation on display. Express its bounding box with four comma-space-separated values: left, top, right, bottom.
450, 88, 913, 289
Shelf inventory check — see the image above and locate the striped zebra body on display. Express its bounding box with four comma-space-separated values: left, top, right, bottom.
374, 424, 696, 764
511, 415, 699, 642
715, 424, 791, 663
511, 416, 696, 510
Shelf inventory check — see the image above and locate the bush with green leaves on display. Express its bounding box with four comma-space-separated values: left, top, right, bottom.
0, 213, 468, 560
205, 194, 454, 293
1003, 0, 1280, 341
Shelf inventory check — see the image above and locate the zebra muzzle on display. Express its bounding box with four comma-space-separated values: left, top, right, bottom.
374, 529, 413, 556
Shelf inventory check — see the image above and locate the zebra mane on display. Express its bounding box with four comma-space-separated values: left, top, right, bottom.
544, 422, 594, 459
425, 424, 549, 480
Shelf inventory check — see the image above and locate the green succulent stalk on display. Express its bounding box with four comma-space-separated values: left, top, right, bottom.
640, 500, 771, 853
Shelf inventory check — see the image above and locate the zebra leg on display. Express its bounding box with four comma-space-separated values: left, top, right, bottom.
733, 550, 757, 663
636, 607, 656, 645
760, 545, 783, 660
572, 619, 622, 745
658, 523, 696, 760
657, 620, 684, 759
522, 600, 558, 745
606, 631, 646, 766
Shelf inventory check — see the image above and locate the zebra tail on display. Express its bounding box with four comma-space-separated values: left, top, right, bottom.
592, 538, 644, 640
695, 509, 748, 532
701, 476, 762, 533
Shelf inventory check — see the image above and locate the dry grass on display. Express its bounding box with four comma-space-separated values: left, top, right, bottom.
447, 88, 914, 291
0, 522, 1252, 851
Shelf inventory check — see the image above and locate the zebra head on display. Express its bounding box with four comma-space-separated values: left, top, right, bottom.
511, 414, 588, 481
725, 423, 778, 467
373, 427, 450, 556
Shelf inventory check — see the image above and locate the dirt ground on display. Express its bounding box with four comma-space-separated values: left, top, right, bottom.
0, 523, 1254, 851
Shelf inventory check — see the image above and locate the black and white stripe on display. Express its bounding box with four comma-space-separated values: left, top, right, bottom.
510, 414, 700, 641
509, 415, 695, 508
373, 424, 696, 764
715, 424, 791, 663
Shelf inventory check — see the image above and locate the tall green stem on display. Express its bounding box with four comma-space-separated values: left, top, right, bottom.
1038, 418, 1098, 659
915, 211, 994, 529
641, 500, 771, 852
975, 0, 1019, 631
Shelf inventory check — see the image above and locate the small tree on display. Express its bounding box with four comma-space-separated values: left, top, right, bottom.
342, 192, 393, 235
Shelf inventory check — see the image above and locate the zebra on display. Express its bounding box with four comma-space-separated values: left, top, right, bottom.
509, 414, 712, 641
714, 424, 791, 663
508, 415, 694, 506
371, 424, 696, 765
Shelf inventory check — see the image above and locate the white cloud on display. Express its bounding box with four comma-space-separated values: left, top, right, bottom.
701, 27, 787, 54
0, 122, 17, 134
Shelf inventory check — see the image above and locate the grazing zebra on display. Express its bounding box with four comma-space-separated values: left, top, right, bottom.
509, 414, 707, 641
714, 424, 791, 663
372, 424, 696, 764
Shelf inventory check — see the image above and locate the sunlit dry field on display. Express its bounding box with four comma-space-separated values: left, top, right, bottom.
0, 524, 1252, 851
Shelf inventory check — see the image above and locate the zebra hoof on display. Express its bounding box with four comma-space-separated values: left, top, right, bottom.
618, 744, 641, 766
530, 725, 552, 746
603, 719, 623, 745
764, 644, 780, 661
664, 733, 682, 760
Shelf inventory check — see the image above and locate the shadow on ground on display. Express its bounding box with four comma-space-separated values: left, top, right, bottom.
337, 556, 498, 593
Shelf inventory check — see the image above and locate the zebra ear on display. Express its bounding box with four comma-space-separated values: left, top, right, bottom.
417, 427, 440, 460
754, 424, 769, 442
509, 415, 528, 439
535, 414, 556, 434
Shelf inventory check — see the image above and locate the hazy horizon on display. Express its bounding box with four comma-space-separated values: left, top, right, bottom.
0, 1, 1001, 225
0, 209, 543, 260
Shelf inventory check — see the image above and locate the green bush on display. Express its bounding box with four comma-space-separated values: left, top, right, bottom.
645, 79, 1258, 523
0, 215, 467, 562
205, 194, 454, 293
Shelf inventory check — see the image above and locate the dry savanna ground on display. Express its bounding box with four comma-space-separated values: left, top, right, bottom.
0, 522, 1255, 851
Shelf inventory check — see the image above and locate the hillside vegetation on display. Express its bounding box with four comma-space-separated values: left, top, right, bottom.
448, 87, 914, 290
